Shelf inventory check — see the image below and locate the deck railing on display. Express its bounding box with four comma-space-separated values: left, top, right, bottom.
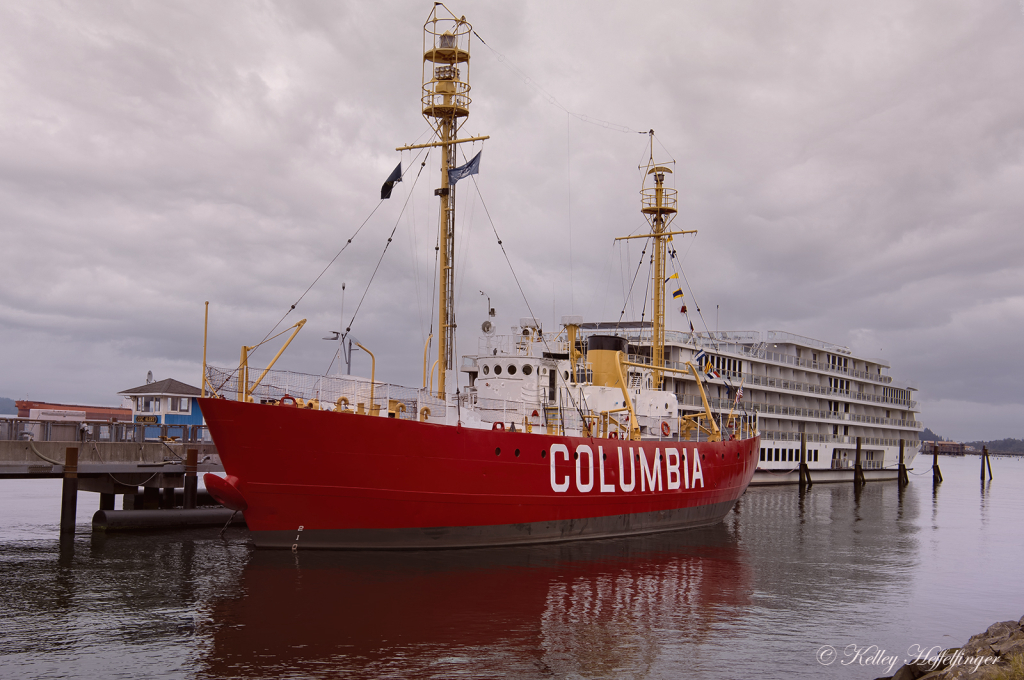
206, 366, 444, 422
759, 430, 916, 448
0, 418, 209, 443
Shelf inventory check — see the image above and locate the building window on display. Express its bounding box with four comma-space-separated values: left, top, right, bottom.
168, 398, 190, 413
138, 396, 160, 413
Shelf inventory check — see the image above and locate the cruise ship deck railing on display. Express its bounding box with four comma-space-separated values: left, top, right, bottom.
675, 394, 920, 428
759, 430, 915, 448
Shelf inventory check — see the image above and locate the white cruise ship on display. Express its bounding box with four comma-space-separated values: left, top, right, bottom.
462, 321, 921, 484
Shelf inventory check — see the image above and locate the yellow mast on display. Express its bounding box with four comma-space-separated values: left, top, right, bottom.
397, 5, 487, 399
615, 132, 693, 389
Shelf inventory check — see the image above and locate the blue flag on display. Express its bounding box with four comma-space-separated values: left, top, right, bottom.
448, 151, 482, 186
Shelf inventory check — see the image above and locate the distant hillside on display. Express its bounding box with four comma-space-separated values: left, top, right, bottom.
920, 427, 1021, 453
0, 397, 16, 415
965, 438, 1024, 454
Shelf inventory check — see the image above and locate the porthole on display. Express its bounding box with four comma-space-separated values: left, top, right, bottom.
508, 365, 517, 376
522, 365, 533, 376
574, 451, 579, 460
541, 368, 548, 375
514, 449, 520, 457
541, 450, 547, 458
482, 365, 490, 375
563, 370, 569, 380
494, 365, 503, 375
495, 448, 501, 456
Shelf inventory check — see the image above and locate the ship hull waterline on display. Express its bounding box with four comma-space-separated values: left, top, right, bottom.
200, 398, 760, 550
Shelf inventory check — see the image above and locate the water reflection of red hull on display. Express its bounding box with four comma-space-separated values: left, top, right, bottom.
199, 527, 752, 678
200, 398, 759, 549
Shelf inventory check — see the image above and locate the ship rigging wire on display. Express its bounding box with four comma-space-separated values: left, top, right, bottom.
465, 172, 591, 424
639, 250, 652, 325
567, 114, 575, 313
324, 153, 431, 375
454, 145, 482, 313
252, 147, 430, 359
472, 31, 645, 136
615, 237, 649, 328
343, 152, 431, 340
668, 242, 720, 353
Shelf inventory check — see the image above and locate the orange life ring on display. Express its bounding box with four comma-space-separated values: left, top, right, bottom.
661, 421, 671, 437
492, 421, 505, 431
608, 431, 618, 440
280, 394, 298, 407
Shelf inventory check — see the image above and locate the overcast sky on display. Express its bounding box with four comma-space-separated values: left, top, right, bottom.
1, 1, 1022, 441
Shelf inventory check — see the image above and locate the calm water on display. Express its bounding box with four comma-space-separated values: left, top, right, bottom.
1, 455, 1022, 679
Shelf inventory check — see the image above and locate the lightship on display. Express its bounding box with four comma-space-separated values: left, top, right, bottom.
201, 5, 760, 549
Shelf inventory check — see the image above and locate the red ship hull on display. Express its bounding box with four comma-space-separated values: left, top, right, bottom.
200, 398, 759, 549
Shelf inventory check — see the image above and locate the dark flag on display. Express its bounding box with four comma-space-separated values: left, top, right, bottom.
448, 150, 482, 186
380, 162, 402, 199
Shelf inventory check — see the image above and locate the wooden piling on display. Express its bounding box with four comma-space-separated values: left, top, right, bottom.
932, 443, 943, 484
854, 436, 865, 486
898, 439, 909, 486
60, 447, 79, 534
798, 432, 812, 488
981, 446, 993, 482
184, 449, 198, 510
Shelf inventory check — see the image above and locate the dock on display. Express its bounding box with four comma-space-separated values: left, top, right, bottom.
1, 417, 226, 531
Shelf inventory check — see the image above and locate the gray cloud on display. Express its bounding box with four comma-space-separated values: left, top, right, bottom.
1, 1, 1022, 441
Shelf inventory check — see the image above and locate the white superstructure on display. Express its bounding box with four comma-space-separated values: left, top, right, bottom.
460, 321, 921, 482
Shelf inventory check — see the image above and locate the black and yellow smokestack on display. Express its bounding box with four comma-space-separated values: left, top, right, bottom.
586, 336, 629, 388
